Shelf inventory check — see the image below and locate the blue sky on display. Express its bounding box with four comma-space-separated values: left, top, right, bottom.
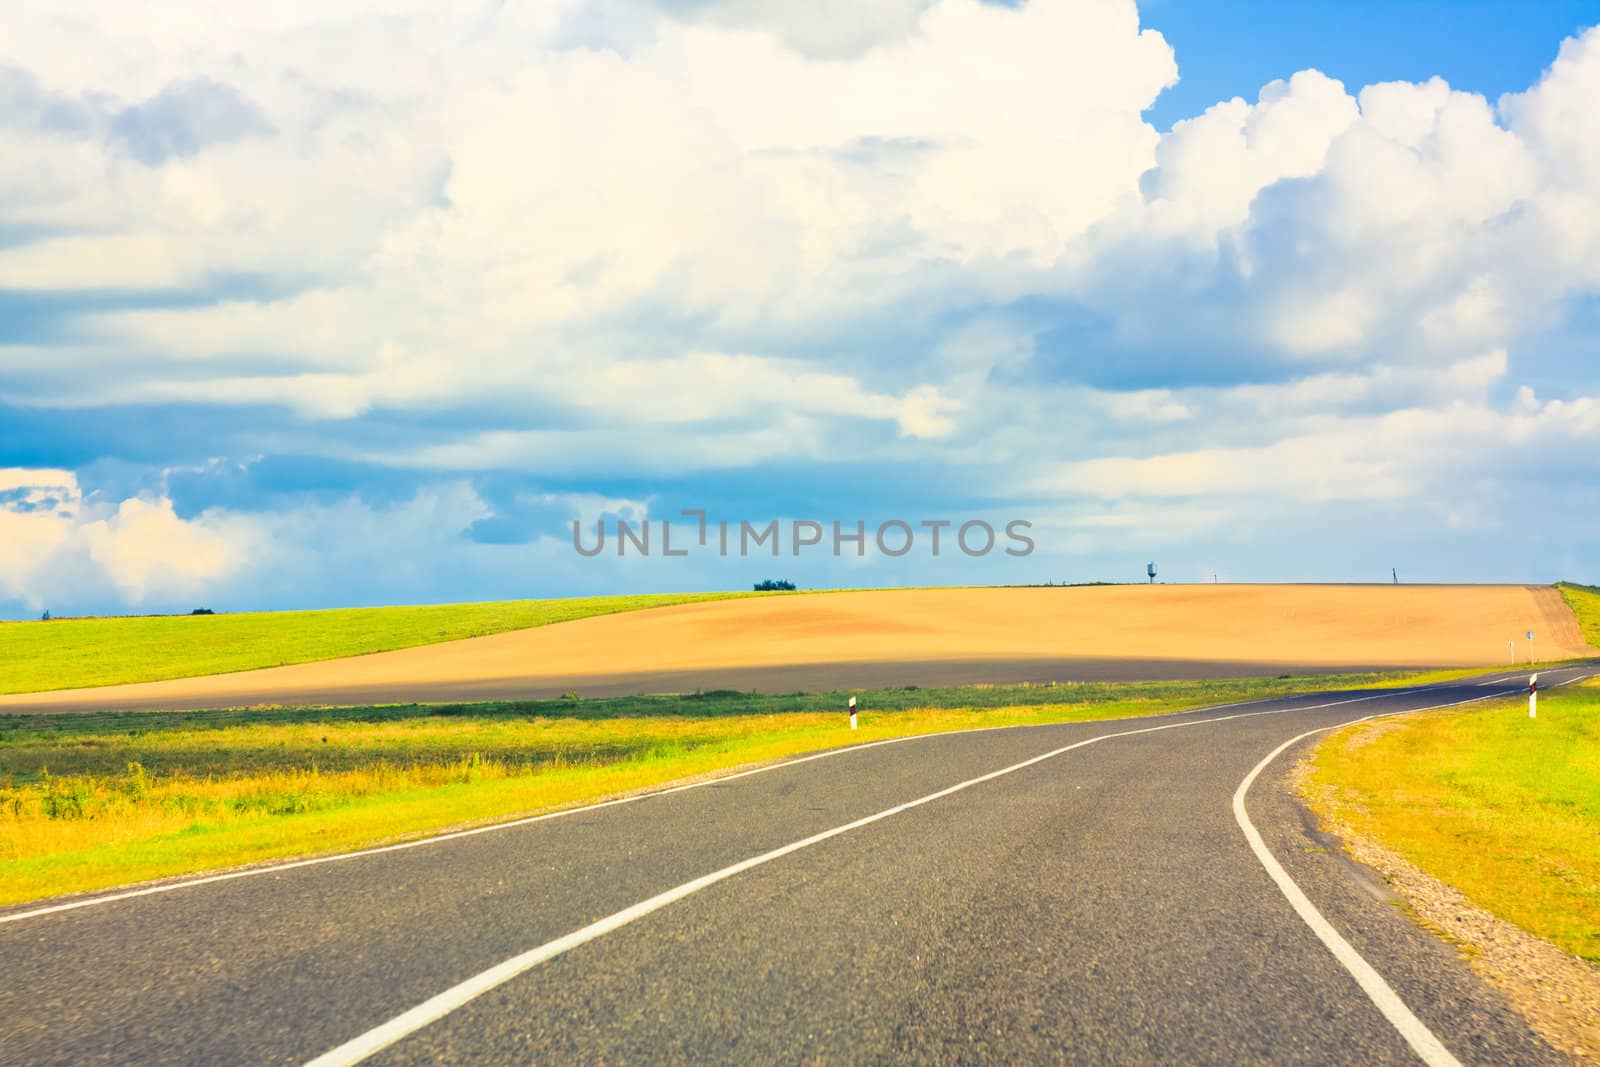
0, 0, 1597, 617
1140, 0, 1600, 128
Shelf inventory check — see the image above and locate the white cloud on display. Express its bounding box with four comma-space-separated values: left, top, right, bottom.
4, 4, 1591, 438
894, 383, 961, 439
1098, 389, 1192, 424
1080, 27, 1600, 388
0, 469, 251, 609
1034, 387, 1600, 505
668, 0, 930, 60
80, 497, 239, 602
1142, 69, 1359, 236
0, 234, 192, 291
0, 467, 77, 495
0, 5, 1599, 609
0, 0, 1175, 412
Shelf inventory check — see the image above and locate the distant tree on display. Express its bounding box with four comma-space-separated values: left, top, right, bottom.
190, 608, 215, 615
40, 609, 50, 621
753, 579, 796, 591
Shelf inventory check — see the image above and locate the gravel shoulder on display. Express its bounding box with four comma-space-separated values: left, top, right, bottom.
1297, 756, 1600, 1061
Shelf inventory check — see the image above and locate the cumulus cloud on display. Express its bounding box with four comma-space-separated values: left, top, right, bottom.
1141, 69, 1360, 236
0, 468, 251, 610
0, 0, 1174, 348
0, 3, 1598, 610
0, 469, 628, 614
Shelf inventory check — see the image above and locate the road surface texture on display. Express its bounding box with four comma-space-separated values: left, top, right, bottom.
2, 584, 1588, 713
2, 666, 1595, 1065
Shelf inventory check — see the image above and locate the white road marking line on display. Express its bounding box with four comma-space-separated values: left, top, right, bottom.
301, 690, 1408, 1067
1475, 662, 1593, 686
0, 684, 1390, 926
1228, 677, 1597, 1067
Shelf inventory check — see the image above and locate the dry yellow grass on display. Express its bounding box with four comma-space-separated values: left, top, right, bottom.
2, 698, 1211, 904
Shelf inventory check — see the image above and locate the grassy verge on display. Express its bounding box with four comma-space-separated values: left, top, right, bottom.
1558, 582, 1600, 650
0, 590, 772, 696
2, 670, 1426, 906
1306, 681, 1600, 962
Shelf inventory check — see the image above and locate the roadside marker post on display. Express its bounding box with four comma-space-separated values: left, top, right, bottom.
1527, 630, 1536, 665
849, 696, 857, 731
1530, 674, 1539, 719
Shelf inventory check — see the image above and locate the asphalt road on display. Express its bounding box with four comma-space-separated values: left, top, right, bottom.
3, 666, 1593, 1065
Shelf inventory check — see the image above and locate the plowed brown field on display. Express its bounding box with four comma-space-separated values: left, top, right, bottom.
2, 584, 1590, 713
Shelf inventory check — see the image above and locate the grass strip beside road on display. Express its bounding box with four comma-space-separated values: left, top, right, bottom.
0, 591, 770, 696
1558, 582, 1600, 650
1306, 681, 1600, 962
2, 671, 1417, 907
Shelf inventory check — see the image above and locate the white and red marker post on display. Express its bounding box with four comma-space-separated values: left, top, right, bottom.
1530, 673, 1539, 719
849, 696, 857, 731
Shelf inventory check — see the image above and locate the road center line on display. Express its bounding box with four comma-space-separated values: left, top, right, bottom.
302, 689, 1407, 1067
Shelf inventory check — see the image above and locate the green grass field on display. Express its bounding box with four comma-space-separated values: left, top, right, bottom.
1307, 681, 1600, 962
0, 671, 1428, 906
1558, 582, 1600, 650
0, 591, 770, 696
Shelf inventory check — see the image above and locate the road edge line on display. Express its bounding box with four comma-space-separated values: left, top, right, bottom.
1229, 689, 1530, 1067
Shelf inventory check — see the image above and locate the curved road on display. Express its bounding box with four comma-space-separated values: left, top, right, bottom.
2, 666, 1594, 1065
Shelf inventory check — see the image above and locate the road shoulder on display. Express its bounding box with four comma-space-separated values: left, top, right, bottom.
1297, 755, 1600, 1061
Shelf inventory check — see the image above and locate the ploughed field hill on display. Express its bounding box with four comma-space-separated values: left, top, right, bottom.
2, 584, 1589, 715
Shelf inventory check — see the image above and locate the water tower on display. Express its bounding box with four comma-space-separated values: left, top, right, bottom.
1147, 561, 1157, 584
